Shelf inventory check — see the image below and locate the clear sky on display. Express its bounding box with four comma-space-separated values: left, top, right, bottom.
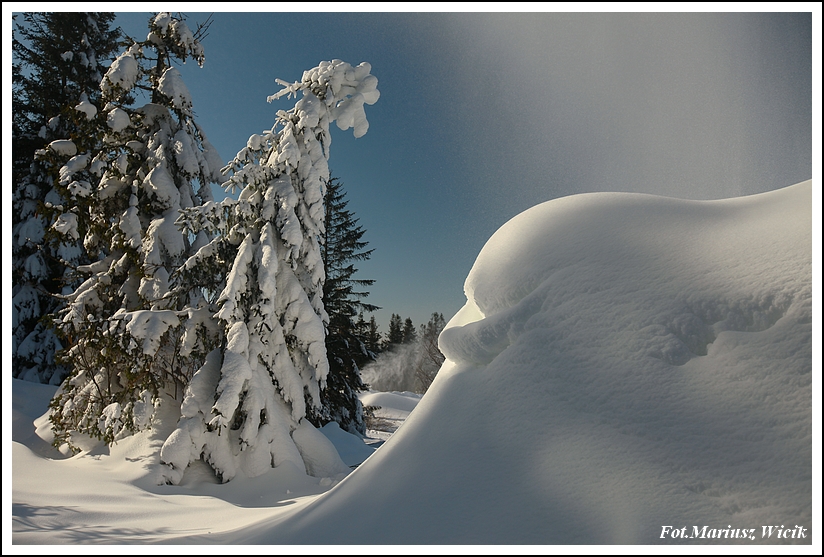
11, 7, 818, 333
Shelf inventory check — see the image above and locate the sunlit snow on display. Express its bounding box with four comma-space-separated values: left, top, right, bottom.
74, 93, 97, 120
106, 107, 130, 132
11, 181, 812, 545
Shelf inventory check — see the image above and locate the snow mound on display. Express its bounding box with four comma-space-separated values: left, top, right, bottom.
74, 93, 97, 120
291, 420, 351, 479
240, 181, 812, 544
360, 390, 422, 414
319, 422, 375, 468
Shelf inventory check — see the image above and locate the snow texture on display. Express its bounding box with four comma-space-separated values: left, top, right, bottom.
52, 212, 79, 240
157, 67, 192, 110
106, 107, 130, 132
48, 139, 77, 156
15, 218, 45, 247
58, 153, 90, 185
101, 46, 139, 96
121, 309, 180, 355
318, 421, 375, 467
291, 420, 351, 478
244, 181, 814, 544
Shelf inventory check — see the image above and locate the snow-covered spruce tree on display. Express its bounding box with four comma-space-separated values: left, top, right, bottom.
307, 177, 378, 435
48, 13, 224, 451
160, 60, 380, 484
12, 13, 123, 384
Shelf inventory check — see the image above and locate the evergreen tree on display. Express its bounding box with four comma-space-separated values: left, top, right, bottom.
309, 177, 379, 435
354, 312, 368, 342
384, 313, 404, 349
402, 317, 417, 345
362, 311, 446, 393
12, 13, 123, 384
160, 60, 380, 484
47, 13, 223, 451
365, 315, 382, 355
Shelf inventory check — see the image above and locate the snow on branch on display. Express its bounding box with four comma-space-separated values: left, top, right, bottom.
268, 60, 380, 138
161, 59, 379, 484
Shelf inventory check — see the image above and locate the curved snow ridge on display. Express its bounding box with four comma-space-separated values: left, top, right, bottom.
440, 181, 812, 368
180, 181, 810, 544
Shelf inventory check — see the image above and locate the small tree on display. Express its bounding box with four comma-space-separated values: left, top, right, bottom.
365, 315, 382, 355
160, 60, 380, 484
384, 313, 404, 349
402, 317, 418, 345
354, 312, 368, 341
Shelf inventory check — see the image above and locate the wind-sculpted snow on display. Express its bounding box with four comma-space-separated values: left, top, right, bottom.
233, 181, 811, 544
440, 186, 808, 368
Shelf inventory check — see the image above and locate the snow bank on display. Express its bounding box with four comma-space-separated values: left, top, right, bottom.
319, 422, 375, 468
360, 390, 422, 414
237, 181, 812, 544
11, 372, 379, 544
292, 420, 351, 478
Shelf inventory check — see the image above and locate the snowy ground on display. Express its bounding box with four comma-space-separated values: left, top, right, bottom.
361, 390, 423, 445
10, 381, 415, 545
8, 181, 816, 547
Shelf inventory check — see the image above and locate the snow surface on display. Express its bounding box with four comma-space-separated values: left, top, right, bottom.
10, 377, 384, 545
9, 181, 815, 546
360, 390, 423, 445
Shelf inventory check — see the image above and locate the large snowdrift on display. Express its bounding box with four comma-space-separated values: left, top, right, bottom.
231, 181, 812, 544
11, 182, 812, 545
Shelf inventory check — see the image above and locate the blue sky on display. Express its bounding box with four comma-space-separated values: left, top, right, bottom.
115, 10, 817, 332
13, 8, 818, 333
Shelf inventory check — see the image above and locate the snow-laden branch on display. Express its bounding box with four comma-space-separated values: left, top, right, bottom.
162, 60, 379, 485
